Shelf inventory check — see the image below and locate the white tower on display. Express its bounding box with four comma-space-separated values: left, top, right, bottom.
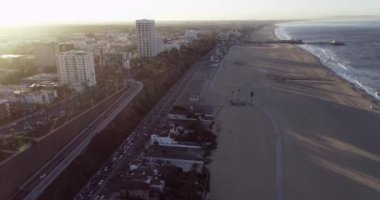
136, 19, 160, 58
56, 51, 97, 91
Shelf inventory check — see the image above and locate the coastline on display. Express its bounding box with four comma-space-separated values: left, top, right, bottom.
208, 24, 380, 200
273, 24, 380, 108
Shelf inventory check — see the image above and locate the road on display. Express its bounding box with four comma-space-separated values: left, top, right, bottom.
8, 80, 143, 200
74, 48, 220, 200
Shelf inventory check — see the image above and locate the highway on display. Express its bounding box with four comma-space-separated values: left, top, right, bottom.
74, 49, 218, 200
8, 80, 143, 200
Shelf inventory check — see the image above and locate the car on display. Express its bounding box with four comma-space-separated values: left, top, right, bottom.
230, 99, 246, 106
40, 173, 47, 179
210, 63, 219, 68
189, 95, 200, 103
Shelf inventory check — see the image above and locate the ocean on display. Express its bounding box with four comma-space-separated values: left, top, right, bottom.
274, 20, 380, 101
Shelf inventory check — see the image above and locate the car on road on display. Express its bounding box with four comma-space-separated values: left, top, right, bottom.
230, 99, 246, 106
189, 95, 200, 103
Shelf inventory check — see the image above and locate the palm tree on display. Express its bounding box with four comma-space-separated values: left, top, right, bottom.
250, 91, 255, 104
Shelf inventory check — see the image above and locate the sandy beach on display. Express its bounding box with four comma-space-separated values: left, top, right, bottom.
206, 25, 380, 200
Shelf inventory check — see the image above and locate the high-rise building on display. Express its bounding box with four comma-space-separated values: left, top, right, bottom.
136, 19, 161, 58
56, 51, 97, 91
33, 42, 57, 68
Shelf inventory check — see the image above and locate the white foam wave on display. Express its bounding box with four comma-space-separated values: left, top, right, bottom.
307, 45, 380, 100
274, 26, 292, 40
274, 25, 380, 101
338, 63, 348, 70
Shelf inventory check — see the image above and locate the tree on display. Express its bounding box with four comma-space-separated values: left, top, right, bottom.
250, 91, 255, 103
0, 137, 4, 147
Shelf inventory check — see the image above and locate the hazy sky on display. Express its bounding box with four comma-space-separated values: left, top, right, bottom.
1, 0, 380, 26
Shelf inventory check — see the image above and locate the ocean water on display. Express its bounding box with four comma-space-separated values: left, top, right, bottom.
275, 20, 380, 101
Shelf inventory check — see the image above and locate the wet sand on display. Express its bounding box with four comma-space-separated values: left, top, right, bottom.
206, 25, 380, 200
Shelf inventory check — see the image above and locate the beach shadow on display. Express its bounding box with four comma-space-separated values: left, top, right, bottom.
271, 80, 378, 113
288, 130, 380, 193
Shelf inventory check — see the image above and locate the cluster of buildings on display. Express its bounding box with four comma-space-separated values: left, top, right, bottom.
29, 19, 199, 92
0, 18, 201, 123
113, 156, 208, 200
136, 19, 199, 59
0, 75, 59, 106
112, 104, 216, 200
32, 42, 97, 92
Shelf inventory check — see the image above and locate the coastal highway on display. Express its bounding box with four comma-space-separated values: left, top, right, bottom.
9, 80, 143, 200
74, 48, 219, 200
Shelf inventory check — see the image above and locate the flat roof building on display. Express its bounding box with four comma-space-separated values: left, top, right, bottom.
136, 19, 162, 58
56, 51, 97, 92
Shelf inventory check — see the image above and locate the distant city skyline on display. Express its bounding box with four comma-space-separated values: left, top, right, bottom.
1, 0, 380, 26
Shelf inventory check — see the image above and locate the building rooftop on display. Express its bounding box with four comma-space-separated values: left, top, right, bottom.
23, 73, 58, 82
144, 146, 204, 161
60, 50, 91, 56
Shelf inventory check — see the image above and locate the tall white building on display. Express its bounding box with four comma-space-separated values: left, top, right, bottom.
136, 19, 162, 58
56, 51, 97, 91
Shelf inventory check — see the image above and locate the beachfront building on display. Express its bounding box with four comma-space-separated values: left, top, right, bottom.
56, 51, 97, 92
136, 19, 162, 58
144, 146, 205, 173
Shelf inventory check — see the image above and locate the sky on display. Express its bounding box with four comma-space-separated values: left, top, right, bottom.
1, 0, 380, 26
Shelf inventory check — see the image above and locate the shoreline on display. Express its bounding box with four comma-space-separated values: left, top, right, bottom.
208, 24, 380, 200
272, 24, 380, 109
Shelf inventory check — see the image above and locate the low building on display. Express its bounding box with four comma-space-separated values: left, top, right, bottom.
167, 110, 196, 121
185, 29, 198, 42
22, 73, 58, 84
150, 134, 178, 146
101, 50, 132, 70
150, 123, 202, 148
116, 160, 167, 200
144, 146, 204, 173
9, 89, 58, 104
165, 41, 181, 51
168, 105, 215, 126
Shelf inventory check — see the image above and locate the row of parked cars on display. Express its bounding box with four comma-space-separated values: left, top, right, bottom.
75, 133, 137, 200
208, 46, 228, 68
